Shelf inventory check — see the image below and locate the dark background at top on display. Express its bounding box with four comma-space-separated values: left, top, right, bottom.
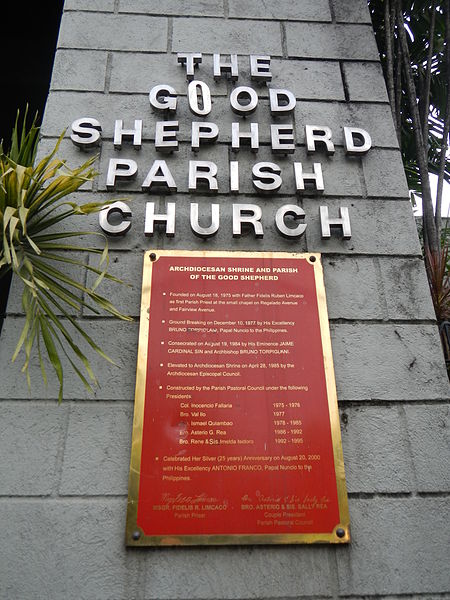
0, 2, 64, 331
1, 2, 64, 148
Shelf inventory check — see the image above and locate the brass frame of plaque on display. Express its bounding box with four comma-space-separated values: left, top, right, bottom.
126, 251, 350, 546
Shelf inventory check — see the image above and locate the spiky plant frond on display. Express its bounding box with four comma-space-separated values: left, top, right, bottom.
0, 112, 132, 401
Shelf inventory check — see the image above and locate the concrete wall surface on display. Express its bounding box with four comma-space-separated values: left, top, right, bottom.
1, 0, 449, 599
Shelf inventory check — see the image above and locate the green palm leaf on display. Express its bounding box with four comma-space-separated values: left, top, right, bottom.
1, 111, 132, 401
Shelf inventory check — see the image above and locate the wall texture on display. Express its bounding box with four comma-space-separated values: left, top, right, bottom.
1, 0, 449, 598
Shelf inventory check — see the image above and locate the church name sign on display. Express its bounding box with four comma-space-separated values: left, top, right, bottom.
70, 53, 372, 240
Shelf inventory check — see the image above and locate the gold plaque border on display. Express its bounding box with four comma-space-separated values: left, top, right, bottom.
126, 251, 350, 546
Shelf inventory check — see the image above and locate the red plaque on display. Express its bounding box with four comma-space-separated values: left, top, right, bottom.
126, 251, 349, 545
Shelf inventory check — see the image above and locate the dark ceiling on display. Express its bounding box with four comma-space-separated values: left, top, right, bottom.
0, 2, 64, 331
1, 2, 64, 148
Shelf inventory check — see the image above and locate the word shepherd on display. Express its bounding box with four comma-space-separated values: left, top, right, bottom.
69, 53, 373, 241
126, 250, 350, 546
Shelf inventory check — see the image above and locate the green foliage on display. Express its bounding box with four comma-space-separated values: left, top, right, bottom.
368, 0, 449, 199
370, 1, 450, 373
0, 111, 132, 402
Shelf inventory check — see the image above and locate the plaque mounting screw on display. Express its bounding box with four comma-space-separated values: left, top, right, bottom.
150, 253, 157, 261
309, 255, 316, 263
336, 527, 346, 538
132, 530, 141, 540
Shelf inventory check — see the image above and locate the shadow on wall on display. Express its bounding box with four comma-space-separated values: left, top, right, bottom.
0, 1, 64, 335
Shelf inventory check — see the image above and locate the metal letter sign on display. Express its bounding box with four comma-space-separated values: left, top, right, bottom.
126, 251, 350, 546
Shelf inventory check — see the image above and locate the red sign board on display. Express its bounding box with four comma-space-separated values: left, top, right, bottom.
126, 251, 349, 545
